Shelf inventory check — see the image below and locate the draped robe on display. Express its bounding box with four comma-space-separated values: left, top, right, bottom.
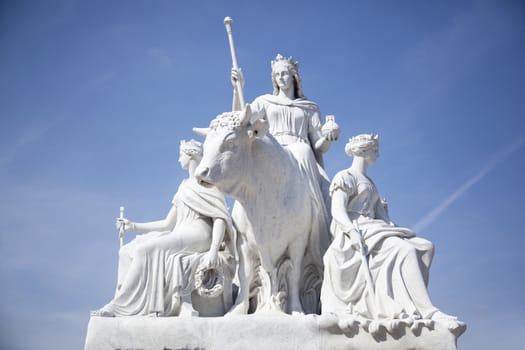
321, 169, 438, 320
102, 178, 234, 316
250, 95, 331, 254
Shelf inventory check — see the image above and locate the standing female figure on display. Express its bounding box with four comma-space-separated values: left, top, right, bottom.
231, 54, 335, 260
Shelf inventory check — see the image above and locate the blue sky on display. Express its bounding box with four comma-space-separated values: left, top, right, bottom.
0, 1, 524, 349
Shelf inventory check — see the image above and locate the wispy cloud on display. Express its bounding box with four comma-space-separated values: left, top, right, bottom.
0, 68, 118, 170
400, 1, 520, 115
87, 71, 117, 89
413, 135, 525, 232
0, 121, 58, 168
148, 47, 174, 69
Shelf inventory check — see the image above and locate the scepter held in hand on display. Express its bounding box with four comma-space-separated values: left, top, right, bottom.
118, 206, 125, 248
224, 16, 246, 108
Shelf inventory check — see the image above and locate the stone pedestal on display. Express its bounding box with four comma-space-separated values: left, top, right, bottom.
85, 314, 460, 350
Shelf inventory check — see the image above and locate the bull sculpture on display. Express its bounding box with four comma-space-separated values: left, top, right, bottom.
193, 106, 328, 314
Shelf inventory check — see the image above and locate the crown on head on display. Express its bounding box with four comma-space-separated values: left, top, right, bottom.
271, 54, 299, 72
348, 134, 379, 146
180, 139, 203, 156
345, 134, 379, 156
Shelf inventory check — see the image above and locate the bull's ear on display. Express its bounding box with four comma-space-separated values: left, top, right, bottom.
250, 118, 269, 138
193, 127, 209, 137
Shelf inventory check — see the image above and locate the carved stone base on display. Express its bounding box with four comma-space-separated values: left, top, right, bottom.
85, 314, 461, 350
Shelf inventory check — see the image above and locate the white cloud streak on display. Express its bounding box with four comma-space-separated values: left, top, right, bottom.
413, 135, 525, 232
0, 68, 118, 170
0, 122, 57, 168
399, 1, 520, 118
148, 47, 174, 69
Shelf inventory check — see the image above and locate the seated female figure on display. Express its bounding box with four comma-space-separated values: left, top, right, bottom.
321, 134, 461, 331
93, 139, 234, 317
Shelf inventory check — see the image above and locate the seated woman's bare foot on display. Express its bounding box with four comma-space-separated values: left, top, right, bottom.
90, 306, 115, 317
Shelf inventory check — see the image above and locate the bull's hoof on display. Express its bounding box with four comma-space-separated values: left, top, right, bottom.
179, 302, 199, 317
226, 302, 248, 316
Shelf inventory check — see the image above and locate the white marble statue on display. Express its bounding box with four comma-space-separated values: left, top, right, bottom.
220, 54, 338, 314
92, 140, 235, 317
320, 134, 465, 334
85, 17, 466, 350
231, 55, 337, 212
194, 106, 328, 314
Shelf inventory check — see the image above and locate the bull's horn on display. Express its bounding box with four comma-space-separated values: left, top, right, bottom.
240, 104, 252, 126
193, 127, 210, 137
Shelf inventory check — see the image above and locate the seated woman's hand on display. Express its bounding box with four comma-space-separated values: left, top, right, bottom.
201, 250, 220, 270
348, 229, 367, 254
115, 217, 133, 232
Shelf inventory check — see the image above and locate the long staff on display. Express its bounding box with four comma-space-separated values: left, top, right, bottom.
224, 17, 246, 107
351, 219, 378, 318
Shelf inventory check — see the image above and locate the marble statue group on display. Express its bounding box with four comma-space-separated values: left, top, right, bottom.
90, 16, 465, 347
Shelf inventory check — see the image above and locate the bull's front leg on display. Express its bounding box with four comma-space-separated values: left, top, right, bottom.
287, 239, 307, 315
227, 233, 254, 315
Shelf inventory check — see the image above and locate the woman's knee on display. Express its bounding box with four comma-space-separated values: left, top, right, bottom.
424, 240, 435, 257
119, 243, 134, 258
134, 241, 160, 256
395, 239, 418, 256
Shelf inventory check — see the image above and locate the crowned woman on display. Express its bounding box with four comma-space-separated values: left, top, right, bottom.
92, 140, 235, 317
231, 54, 336, 270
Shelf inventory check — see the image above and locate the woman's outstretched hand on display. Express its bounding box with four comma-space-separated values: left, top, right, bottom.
115, 217, 133, 232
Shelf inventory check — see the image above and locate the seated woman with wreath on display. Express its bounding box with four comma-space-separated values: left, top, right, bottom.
92, 139, 235, 317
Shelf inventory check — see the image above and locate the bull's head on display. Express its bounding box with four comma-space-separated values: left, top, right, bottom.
193, 105, 269, 197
